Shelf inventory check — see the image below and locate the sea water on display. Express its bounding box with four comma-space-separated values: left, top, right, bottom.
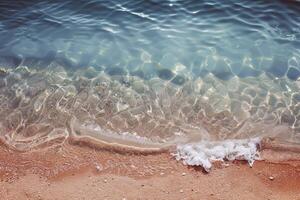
0, 0, 299, 169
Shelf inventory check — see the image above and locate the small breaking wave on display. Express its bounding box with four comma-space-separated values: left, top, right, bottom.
173, 138, 261, 172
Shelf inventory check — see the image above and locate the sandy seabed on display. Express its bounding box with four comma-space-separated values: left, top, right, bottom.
0, 139, 300, 200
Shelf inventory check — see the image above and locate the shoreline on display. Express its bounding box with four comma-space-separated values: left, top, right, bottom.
0, 138, 300, 199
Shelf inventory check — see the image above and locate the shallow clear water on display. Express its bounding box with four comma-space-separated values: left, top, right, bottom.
0, 0, 299, 150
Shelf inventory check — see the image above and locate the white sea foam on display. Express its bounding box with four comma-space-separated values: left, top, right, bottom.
173, 138, 261, 172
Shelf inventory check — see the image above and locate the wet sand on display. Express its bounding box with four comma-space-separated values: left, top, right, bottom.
0, 139, 300, 200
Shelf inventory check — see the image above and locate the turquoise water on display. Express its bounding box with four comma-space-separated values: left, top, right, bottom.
0, 0, 299, 150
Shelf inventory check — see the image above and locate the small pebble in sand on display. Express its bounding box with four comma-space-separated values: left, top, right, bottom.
223, 163, 230, 167
180, 189, 184, 193
130, 164, 137, 169
269, 176, 275, 180
104, 179, 108, 183
95, 165, 102, 171
160, 172, 165, 176
182, 173, 186, 176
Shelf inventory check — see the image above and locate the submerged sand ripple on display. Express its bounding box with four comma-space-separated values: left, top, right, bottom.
0, 64, 299, 150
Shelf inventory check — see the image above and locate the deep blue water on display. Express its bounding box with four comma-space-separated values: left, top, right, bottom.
0, 0, 299, 150
1, 0, 300, 79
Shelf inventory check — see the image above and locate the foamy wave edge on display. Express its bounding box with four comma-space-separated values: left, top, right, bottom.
172, 138, 261, 172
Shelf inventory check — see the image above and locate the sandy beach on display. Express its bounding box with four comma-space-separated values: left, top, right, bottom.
0, 139, 299, 200
0, 0, 300, 199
